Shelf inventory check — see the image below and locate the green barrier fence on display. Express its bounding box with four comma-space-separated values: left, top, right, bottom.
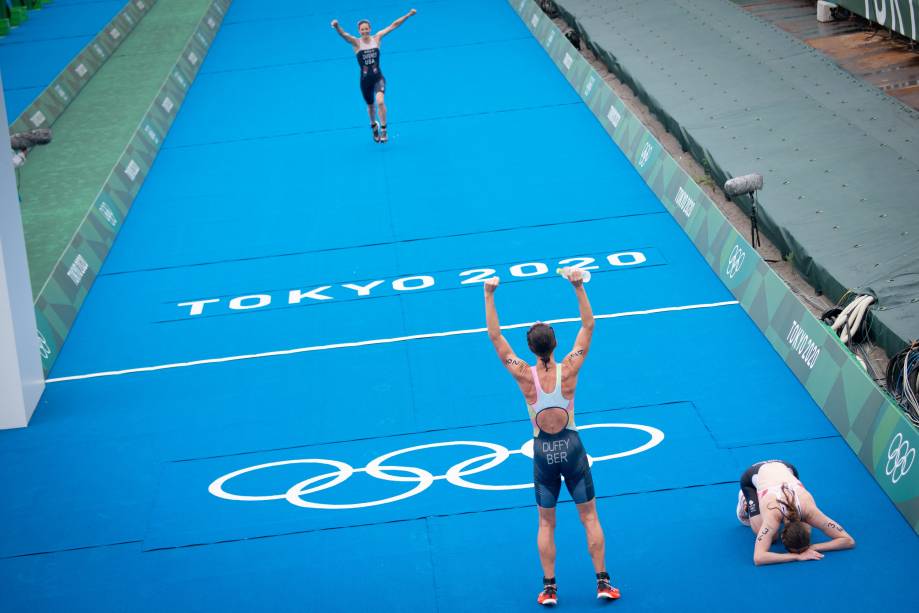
9, 0, 157, 133
33, 0, 232, 375
836, 0, 919, 42
13, 0, 49, 10
509, 0, 919, 534
10, 6, 27, 26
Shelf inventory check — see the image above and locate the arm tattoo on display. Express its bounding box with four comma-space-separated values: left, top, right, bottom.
566, 349, 585, 363
505, 358, 527, 373
756, 526, 770, 542
826, 521, 844, 533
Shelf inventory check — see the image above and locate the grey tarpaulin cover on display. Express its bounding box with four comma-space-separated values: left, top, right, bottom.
554, 0, 919, 355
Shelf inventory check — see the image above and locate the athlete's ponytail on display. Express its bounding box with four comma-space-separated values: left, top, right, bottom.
771, 484, 810, 553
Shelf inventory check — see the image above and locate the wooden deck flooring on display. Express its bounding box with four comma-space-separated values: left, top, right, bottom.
734, 0, 919, 109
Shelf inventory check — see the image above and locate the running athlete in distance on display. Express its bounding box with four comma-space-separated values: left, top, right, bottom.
484, 271, 620, 606
736, 460, 855, 565
331, 9, 416, 143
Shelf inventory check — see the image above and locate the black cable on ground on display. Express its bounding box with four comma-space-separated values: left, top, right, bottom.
885, 341, 919, 427
537, 0, 559, 19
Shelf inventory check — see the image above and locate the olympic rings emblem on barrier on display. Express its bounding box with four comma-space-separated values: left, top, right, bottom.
37, 331, 51, 360
726, 245, 746, 280
208, 423, 665, 510
885, 432, 915, 485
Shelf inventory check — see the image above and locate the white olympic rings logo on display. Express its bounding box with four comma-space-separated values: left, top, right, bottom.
885, 432, 915, 485
209, 423, 665, 510
37, 330, 51, 359
726, 245, 746, 280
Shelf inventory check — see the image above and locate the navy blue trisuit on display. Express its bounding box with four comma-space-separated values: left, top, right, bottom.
356, 38, 385, 105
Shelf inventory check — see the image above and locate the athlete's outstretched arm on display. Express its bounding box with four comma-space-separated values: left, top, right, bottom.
751, 515, 825, 565
330, 20, 358, 45
752, 516, 815, 565
806, 507, 856, 553
563, 270, 594, 374
484, 277, 530, 380
377, 8, 417, 38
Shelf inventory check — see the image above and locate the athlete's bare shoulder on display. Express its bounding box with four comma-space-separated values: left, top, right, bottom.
504, 354, 531, 382
561, 358, 580, 380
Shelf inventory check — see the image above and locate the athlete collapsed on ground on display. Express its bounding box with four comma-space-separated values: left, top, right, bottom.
331, 9, 417, 143
737, 460, 855, 565
484, 270, 620, 606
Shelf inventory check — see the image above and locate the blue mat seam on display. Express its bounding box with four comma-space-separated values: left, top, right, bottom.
101, 211, 668, 278
166, 401, 695, 463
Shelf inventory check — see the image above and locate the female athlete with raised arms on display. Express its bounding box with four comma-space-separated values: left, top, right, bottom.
331, 9, 416, 143
484, 270, 620, 606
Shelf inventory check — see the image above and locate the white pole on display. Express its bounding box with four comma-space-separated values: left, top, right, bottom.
0, 71, 45, 429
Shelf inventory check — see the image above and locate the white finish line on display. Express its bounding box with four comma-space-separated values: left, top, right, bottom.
45, 300, 739, 383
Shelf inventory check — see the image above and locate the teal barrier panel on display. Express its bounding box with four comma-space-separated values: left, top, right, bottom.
33, 0, 233, 376
9, 0, 158, 133
509, 0, 919, 534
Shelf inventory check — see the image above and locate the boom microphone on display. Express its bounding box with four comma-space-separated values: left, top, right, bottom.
723, 173, 763, 197
723, 172, 764, 248
10, 128, 53, 151
724, 173, 763, 196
